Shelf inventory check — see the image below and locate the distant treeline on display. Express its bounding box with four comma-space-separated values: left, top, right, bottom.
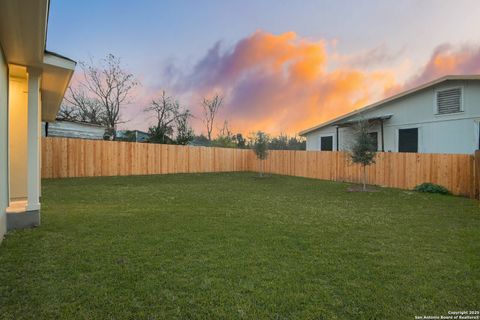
117, 131, 306, 151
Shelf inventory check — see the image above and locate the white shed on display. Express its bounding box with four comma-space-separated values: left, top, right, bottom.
42, 120, 106, 140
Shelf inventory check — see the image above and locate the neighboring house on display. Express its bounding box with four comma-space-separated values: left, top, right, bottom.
42, 120, 106, 140
189, 135, 211, 147
300, 75, 480, 155
116, 130, 150, 142
0, 0, 75, 240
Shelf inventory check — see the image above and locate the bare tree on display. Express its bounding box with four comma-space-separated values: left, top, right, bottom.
145, 90, 191, 144
219, 120, 232, 137
57, 105, 78, 121
80, 54, 138, 139
62, 86, 104, 124
202, 94, 223, 141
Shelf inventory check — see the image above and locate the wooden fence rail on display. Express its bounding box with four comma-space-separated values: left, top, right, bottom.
42, 137, 478, 198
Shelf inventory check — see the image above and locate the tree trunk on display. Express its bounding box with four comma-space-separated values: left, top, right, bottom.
259, 159, 263, 177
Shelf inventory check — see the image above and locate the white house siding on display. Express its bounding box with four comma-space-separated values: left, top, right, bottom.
305, 80, 480, 154
0, 46, 8, 239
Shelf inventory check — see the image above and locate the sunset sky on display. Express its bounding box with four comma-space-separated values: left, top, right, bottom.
47, 0, 480, 136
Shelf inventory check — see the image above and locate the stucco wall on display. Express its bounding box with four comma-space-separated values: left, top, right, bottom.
0, 46, 8, 240
306, 80, 480, 154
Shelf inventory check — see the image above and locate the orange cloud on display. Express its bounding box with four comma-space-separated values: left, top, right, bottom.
124, 33, 480, 136
174, 31, 397, 135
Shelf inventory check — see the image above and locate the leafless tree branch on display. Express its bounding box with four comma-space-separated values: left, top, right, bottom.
202, 94, 223, 141
77, 54, 138, 138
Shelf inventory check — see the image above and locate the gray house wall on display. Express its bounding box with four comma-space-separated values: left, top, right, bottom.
0, 46, 8, 240
305, 80, 480, 154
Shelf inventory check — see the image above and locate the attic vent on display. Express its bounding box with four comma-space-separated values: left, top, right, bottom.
436, 87, 462, 114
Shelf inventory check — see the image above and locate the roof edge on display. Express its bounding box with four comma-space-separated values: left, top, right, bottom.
52, 120, 107, 128
43, 50, 76, 69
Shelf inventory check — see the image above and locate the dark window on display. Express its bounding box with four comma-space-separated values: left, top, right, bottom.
398, 128, 418, 153
320, 136, 333, 151
368, 132, 378, 151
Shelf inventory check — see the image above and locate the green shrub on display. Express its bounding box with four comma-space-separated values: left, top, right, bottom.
414, 183, 450, 195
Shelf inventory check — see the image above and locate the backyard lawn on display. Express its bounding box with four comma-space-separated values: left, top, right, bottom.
0, 173, 479, 319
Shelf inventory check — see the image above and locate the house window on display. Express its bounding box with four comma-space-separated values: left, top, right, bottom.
368, 132, 378, 151
398, 128, 418, 153
320, 136, 333, 151
436, 87, 462, 114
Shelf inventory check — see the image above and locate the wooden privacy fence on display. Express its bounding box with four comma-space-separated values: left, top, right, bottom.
260, 150, 476, 198
41, 137, 479, 198
41, 137, 253, 178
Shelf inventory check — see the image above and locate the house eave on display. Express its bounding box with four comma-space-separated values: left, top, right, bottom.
0, 0, 76, 122
0, 0, 48, 67
41, 52, 76, 122
334, 114, 393, 127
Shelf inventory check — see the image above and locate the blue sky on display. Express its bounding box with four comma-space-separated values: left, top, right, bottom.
46, 0, 480, 134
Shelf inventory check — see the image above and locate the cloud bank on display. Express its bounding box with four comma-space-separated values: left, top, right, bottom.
171, 31, 397, 135
125, 32, 480, 136
406, 43, 480, 88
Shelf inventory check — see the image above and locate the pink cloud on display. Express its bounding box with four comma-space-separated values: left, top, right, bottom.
70, 32, 480, 136
406, 43, 480, 88
171, 30, 397, 135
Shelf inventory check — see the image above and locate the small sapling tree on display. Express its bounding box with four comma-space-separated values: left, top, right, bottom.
350, 119, 376, 191
253, 131, 270, 177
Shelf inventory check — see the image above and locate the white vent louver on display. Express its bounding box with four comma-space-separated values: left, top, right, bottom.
436, 88, 461, 114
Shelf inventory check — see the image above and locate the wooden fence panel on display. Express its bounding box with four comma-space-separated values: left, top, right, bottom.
42, 138, 253, 179
475, 150, 480, 199
42, 138, 477, 197
254, 149, 475, 197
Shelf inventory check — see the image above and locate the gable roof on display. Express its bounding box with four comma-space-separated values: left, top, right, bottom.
299, 74, 480, 136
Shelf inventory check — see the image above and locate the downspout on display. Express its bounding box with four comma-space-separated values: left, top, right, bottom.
336, 126, 339, 151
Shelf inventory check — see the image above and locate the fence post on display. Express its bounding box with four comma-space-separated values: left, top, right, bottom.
475, 150, 480, 199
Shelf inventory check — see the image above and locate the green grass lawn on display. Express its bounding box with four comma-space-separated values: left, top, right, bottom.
0, 173, 479, 319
